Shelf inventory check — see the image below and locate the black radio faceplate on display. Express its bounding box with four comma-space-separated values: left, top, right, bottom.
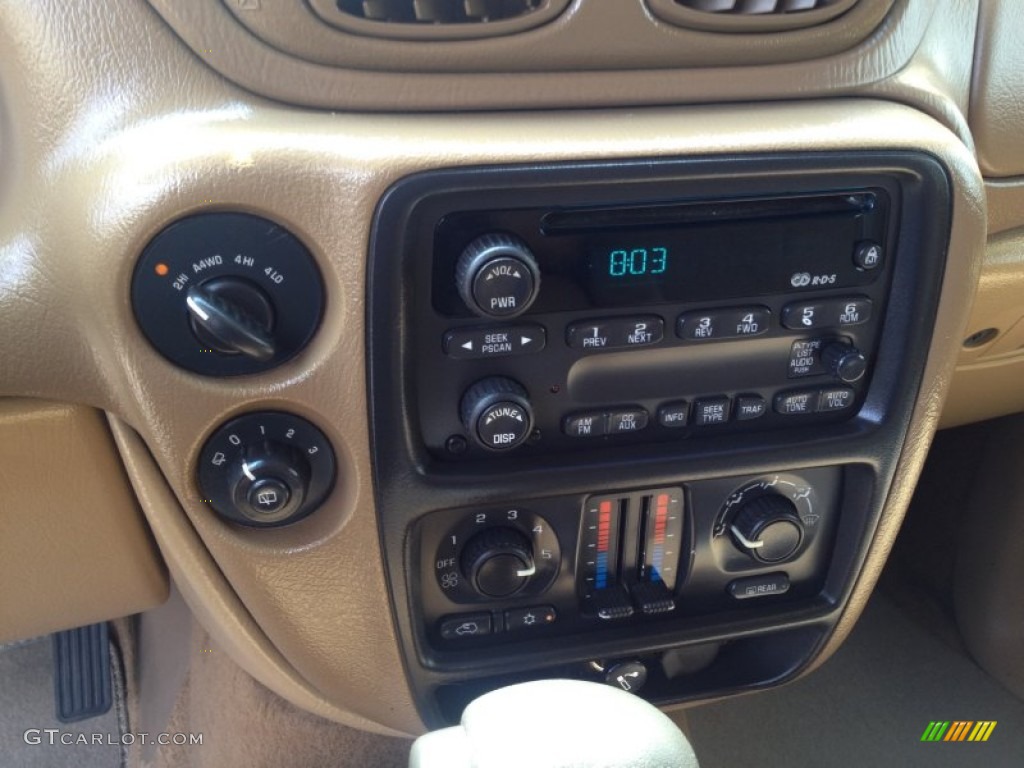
367, 154, 950, 727
409, 184, 895, 461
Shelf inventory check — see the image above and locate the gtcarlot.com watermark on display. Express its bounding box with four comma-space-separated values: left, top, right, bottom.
24, 729, 203, 746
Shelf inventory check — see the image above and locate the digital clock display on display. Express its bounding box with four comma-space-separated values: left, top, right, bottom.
605, 247, 668, 279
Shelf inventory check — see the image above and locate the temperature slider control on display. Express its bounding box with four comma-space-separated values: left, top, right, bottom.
579, 489, 685, 619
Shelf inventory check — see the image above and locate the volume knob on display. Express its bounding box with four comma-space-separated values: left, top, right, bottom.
456, 234, 541, 318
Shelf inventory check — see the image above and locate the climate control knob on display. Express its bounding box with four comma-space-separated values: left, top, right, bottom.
460, 377, 534, 451
729, 494, 805, 564
456, 234, 541, 318
461, 527, 536, 598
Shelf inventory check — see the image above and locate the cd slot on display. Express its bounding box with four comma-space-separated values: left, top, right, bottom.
541, 192, 877, 235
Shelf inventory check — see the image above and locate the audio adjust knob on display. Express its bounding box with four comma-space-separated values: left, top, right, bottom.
461, 527, 536, 598
186, 277, 276, 361
460, 377, 534, 451
822, 341, 868, 383
729, 494, 805, 564
456, 234, 541, 318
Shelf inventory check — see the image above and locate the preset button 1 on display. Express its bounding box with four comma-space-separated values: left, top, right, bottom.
567, 316, 664, 352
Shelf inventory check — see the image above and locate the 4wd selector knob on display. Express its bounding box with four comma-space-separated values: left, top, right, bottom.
461, 527, 536, 598
729, 494, 805, 564
460, 377, 534, 451
456, 234, 541, 318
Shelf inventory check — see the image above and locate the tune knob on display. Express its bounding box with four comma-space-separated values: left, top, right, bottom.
460, 377, 534, 452
822, 341, 868, 384
729, 494, 805, 564
456, 234, 541, 318
461, 527, 536, 598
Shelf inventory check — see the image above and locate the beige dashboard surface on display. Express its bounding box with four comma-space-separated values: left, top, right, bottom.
0, 400, 168, 644
0, 0, 991, 736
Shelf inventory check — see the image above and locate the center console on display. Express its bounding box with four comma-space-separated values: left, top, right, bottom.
368, 153, 950, 726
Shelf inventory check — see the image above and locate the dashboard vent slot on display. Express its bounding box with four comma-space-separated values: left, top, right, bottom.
648, 0, 867, 32
336, 0, 544, 25
673, 0, 843, 13
313, 0, 570, 39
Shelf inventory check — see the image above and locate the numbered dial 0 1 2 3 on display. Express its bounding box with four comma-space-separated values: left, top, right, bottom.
197, 412, 336, 527
434, 508, 560, 604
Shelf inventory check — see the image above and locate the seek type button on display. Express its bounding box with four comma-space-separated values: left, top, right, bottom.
693, 397, 731, 426
444, 325, 546, 360
505, 605, 557, 631
678, 307, 770, 341
567, 316, 663, 352
439, 613, 493, 640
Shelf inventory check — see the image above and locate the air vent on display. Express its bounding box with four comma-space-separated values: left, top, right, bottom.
647, 0, 865, 32
673, 0, 844, 13
310, 0, 571, 40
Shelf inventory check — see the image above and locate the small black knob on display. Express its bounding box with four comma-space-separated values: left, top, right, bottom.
227, 444, 311, 525
456, 234, 541, 318
822, 341, 867, 384
730, 494, 804, 564
461, 527, 536, 598
186, 277, 276, 361
460, 377, 534, 452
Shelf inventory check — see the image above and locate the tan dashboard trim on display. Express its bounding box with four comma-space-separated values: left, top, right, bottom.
0, 0, 985, 735
0, 400, 168, 644
145, 0, 930, 112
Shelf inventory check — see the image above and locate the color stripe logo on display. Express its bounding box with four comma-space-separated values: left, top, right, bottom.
921, 721, 997, 742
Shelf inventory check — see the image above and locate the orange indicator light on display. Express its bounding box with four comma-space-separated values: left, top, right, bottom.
155, 263, 169, 276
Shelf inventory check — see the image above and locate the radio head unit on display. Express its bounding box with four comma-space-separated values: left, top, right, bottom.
433, 191, 887, 316
389, 171, 896, 461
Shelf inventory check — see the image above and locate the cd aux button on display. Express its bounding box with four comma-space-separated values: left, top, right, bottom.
677, 307, 770, 341
608, 409, 649, 434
